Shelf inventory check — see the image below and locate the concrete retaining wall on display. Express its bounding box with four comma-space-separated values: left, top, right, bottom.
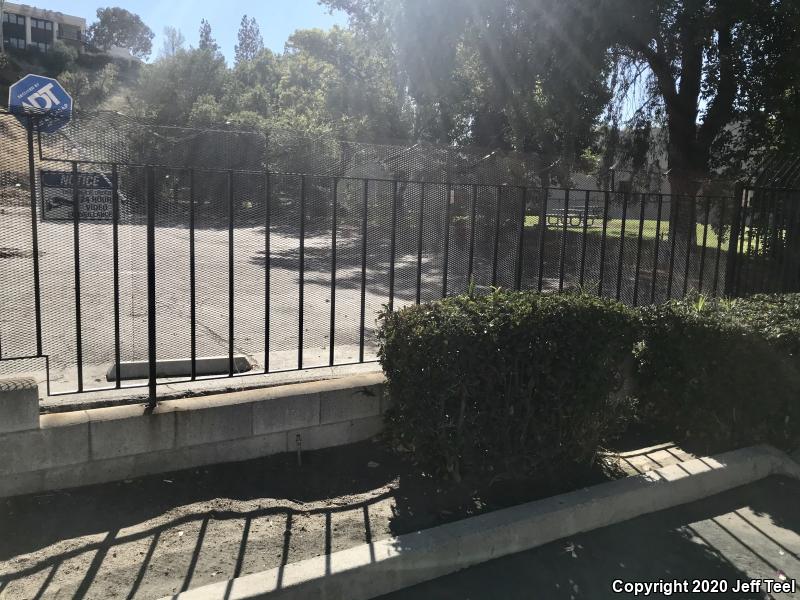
0, 373, 387, 498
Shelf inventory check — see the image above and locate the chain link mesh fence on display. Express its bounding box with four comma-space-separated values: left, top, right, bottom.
0, 110, 774, 404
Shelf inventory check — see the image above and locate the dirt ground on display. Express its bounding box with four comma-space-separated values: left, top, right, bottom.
0, 433, 684, 600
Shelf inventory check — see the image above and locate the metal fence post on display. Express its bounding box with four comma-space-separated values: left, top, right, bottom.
189, 168, 197, 380
329, 177, 337, 365
358, 180, 369, 362
298, 175, 305, 370
442, 183, 452, 297
416, 183, 425, 303
146, 166, 157, 409
112, 165, 121, 387
514, 187, 526, 290
71, 161, 84, 392
388, 180, 398, 311
724, 182, 744, 297
491, 185, 502, 287
26, 116, 43, 357
264, 171, 271, 373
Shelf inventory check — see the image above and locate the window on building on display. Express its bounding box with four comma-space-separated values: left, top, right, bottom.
57, 24, 82, 41
31, 18, 53, 31
3, 37, 26, 50
2, 12, 25, 26
31, 41, 51, 52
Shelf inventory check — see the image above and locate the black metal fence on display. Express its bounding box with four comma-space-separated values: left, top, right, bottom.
0, 111, 798, 406
729, 185, 800, 295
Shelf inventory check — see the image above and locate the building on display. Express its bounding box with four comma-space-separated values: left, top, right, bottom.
1, 2, 85, 53
1, 3, 141, 63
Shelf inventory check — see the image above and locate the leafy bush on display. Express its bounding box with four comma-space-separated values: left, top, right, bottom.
724, 293, 800, 361
634, 296, 800, 453
378, 290, 637, 481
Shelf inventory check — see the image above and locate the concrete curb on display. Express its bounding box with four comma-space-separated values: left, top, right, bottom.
0, 372, 388, 498
161, 445, 800, 600
105, 356, 254, 381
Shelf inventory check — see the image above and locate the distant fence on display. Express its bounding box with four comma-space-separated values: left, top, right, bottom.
0, 111, 798, 405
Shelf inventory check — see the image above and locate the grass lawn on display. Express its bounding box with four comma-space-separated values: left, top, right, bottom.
524, 216, 732, 249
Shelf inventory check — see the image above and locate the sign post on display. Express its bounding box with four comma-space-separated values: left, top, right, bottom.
8, 74, 73, 133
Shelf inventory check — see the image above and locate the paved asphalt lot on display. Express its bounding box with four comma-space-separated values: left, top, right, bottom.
0, 203, 457, 395
378, 476, 800, 600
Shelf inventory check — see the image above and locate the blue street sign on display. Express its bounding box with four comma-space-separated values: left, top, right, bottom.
8, 74, 73, 133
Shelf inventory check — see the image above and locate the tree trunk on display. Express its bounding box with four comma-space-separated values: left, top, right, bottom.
665, 114, 707, 296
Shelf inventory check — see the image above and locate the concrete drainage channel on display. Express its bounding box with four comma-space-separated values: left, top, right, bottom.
162, 445, 800, 600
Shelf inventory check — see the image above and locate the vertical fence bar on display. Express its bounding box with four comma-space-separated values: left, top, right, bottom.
760, 190, 777, 292
228, 170, 235, 376
112, 165, 121, 387
743, 192, 756, 294
615, 192, 628, 301
598, 191, 610, 296
682, 197, 694, 297
779, 192, 794, 293
514, 188, 526, 290
750, 192, 767, 294
780, 193, 799, 293
772, 191, 787, 293
537, 190, 548, 292
264, 172, 271, 373
442, 184, 452, 297
71, 161, 84, 392
467, 184, 477, 286
491, 186, 502, 287
388, 180, 398, 311
298, 175, 306, 370
737, 189, 749, 295
712, 197, 727, 295
189, 169, 197, 380
146, 166, 157, 406
650, 194, 664, 304
558, 189, 569, 292
359, 180, 368, 362
698, 196, 711, 292
579, 190, 590, 288
735, 188, 750, 295
329, 178, 337, 366
667, 198, 679, 299
632, 193, 646, 306
752, 192, 765, 293
416, 183, 425, 304
26, 117, 42, 356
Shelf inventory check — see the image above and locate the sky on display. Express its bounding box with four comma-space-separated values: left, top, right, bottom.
38, 0, 349, 62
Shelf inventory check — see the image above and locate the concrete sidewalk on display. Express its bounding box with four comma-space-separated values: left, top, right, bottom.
378, 476, 800, 600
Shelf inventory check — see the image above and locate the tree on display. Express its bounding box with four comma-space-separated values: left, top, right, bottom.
59, 63, 119, 110
198, 19, 219, 53
273, 27, 411, 140
322, 0, 611, 184
234, 15, 264, 65
159, 26, 185, 58
88, 7, 154, 59
132, 45, 227, 124
603, 0, 800, 197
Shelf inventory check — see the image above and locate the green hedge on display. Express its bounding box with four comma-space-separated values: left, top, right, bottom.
377, 291, 637, 481
725, 294, 800, 361
378, 292, 800, 481
634, 295, 800, 453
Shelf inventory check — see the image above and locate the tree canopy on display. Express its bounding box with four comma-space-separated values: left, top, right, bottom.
325, 0, 800, 186
88, 7, 155, 59
49, 2, 800, 189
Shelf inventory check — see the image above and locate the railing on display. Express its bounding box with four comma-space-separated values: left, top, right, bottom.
2, 112, 798, 407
